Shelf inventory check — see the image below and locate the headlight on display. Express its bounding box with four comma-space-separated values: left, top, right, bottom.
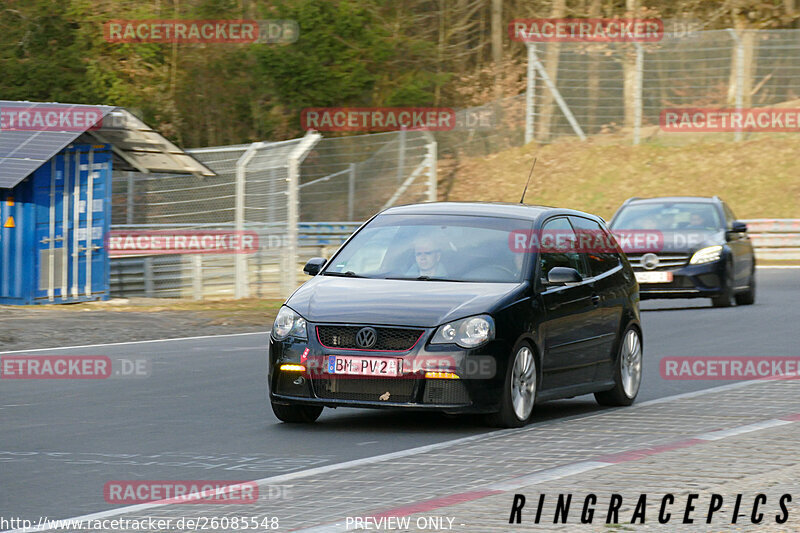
431, 315, 495, 348
689, 245, 723, 265
272, 306, 308, 340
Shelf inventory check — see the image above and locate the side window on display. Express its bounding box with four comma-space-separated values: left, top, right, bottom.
722, 203, 736, 228
569, 216, 621, 278
539, 217, 589, 281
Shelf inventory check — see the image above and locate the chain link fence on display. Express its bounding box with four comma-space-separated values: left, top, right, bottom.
110, 131, 436, 299
523, 29, 800, 144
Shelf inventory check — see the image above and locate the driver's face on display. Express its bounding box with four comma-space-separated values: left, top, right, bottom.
415, 244, 440, 271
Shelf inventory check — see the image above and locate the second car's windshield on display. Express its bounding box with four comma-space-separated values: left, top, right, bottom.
324, 214, 534, 283
612, 203, 723, 231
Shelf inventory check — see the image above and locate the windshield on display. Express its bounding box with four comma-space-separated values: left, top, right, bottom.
323, 214, 534, 283
612, 202, 723, 231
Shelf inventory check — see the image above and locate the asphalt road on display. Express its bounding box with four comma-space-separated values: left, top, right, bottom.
1, 269, 798, 523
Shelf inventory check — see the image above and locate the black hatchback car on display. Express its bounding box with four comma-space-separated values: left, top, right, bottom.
609, 196, 755, 307
269, 202, 642, 427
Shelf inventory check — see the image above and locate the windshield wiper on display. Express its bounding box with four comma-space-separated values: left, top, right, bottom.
322, 270, 368, 278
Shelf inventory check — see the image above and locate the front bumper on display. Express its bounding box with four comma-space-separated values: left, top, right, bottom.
268, 325, 508, 414
637, 259, 726, 300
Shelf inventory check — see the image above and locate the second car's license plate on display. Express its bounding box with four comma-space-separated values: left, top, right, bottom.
635, 271, 673, 283
328, 355, 401, 377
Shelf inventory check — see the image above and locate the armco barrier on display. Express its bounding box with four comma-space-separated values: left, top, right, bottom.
743, 219, 800, 261
108, 219, 797, 300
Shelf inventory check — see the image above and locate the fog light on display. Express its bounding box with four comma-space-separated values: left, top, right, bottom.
280, 364, 306, 372
425, 371, 460, 379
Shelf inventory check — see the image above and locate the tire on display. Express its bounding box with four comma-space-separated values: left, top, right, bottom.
595, 326, 642, 407
735, 268, 756, 305
486, 342, 537, 428
271, 401, 323, 423
711, 260, 734, 308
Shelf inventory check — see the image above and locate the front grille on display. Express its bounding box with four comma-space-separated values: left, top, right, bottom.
312, 377, 416, 403
627, 253, 690, 270
423, 379, 471, 405
316, 325, 423, 351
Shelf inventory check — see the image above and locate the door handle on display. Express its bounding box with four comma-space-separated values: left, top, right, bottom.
591, 294, 601, 307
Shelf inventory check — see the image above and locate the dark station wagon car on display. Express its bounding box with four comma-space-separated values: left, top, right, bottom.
269, 202, 643, 427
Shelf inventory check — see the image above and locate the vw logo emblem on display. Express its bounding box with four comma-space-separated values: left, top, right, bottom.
355, 327, 377, 349
641, 253, 659, 270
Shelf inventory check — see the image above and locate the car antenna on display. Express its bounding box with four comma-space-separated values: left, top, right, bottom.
519, 157, 537, 204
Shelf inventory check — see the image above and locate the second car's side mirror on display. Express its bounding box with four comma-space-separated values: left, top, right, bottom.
303, 257, 327, 276
730, 221, 748, 233
546, 267, 583, 285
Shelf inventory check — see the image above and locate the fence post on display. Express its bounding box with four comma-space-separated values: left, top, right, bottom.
396, 128, 406, 184
286, 132, 322, 297
529, 46, 587, 141
235, 142, 262, 299
727, 28, 744, 142
525, 43, 536, 145
427, 135, 437, 202
144, 257, 154, 298
126, 171, 134, 224
633, 42, 644, 146
192, 255, 203, 300
347, 163, 356, 220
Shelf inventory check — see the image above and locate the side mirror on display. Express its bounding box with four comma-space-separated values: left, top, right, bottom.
726, 221, 747, 240
303, 257, 327, 276
730, 221, 747, 233
546, 266, 583, 285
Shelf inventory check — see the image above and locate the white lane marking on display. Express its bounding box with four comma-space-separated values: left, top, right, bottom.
756, 265, 800, 269
694, 419, 792, 441
8, 378, 793, 533
356, 441, 379, 446
0, 331, 269, 355
484, 461, 611, 491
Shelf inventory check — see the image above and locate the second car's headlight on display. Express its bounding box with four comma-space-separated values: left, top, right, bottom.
431, 315, 495, 348
689, 245, 723, 265
272, 306, 308, 340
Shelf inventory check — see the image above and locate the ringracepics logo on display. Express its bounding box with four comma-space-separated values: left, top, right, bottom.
509, 18, 664, 42
301, 108, 456, 132
1, 356, 150, 379
661, 108, 800, 132
107, 230, 259, 256
661, 357, 800, 380
103, 481, 259, 504
103, 19, 298, 44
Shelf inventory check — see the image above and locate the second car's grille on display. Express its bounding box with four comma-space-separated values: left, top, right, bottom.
627, 253, 690, 270
312, 377, 416, 403
316, 326, 423, 351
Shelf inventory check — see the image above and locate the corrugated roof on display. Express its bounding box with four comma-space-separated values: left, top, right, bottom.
0, 101, 214, 189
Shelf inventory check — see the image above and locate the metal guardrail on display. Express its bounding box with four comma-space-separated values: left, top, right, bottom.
109, 219, 798, 300
743, 219, 800, 261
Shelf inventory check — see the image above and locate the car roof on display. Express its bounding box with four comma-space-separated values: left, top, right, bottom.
380, 201, 606, 224
623, 196, 721, 205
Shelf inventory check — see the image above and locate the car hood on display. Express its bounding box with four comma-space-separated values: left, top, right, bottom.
614, 229, 725, 254
286, 276, 526, 327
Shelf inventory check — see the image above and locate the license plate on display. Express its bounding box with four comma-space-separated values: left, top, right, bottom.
328, 355, 401, 377
635, 271, 673, 284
